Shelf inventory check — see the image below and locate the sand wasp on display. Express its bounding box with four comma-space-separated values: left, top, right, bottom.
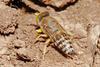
34, 12, 76, 58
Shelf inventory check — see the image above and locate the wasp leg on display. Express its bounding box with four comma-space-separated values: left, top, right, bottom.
35, 12, 40, 16
34, 34, 48, 43
36, 28, 43, 34
42, 38, 51, 60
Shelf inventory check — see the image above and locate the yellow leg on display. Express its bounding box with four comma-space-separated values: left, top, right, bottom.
42, 38, 51, 60
36, 28, 43, 34
34, 34, 48, 43
35, 12, 40, 16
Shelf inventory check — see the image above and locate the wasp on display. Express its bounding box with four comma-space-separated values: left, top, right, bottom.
34, 12, 76, 59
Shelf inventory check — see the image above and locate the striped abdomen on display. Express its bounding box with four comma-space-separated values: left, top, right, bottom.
54, 35, 74, 55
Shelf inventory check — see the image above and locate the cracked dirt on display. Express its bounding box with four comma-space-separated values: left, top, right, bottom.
0, 0, 100, 67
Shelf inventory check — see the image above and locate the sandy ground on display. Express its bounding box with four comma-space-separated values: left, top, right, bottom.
0, 0, 100, 67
